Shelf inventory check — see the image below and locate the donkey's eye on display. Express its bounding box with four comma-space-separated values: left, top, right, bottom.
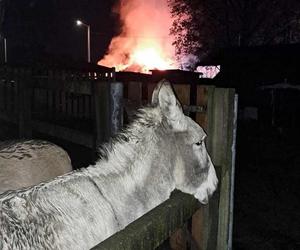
195, 141, 203, 146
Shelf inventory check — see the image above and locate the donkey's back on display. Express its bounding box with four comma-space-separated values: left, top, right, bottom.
0, 140, 72, 193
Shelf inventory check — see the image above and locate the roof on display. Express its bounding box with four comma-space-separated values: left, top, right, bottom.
151, 69, 204, 85
115, 69, 213, 85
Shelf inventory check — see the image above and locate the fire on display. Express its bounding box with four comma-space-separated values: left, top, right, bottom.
98, 0, 177, 74
132, 47, 173, 71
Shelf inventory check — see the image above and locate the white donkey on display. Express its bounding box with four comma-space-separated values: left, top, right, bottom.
0, 80, 218, 250
0, 140, 72, 193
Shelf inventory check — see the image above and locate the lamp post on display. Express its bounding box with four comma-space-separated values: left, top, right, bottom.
76, 19, 91, 63
0, 34, 7, 63
4, 38, 7, 63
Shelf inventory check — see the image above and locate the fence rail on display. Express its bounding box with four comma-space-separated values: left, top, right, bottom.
92, 191, 200, 250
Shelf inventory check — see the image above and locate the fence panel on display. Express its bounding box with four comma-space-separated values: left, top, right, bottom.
0, 65, 116, 149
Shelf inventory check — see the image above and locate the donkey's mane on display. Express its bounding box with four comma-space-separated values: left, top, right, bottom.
0, 106, 162, 200
97, 106, 161, 160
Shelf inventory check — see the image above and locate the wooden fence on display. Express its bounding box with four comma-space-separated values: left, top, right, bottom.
0, 67, 237, 249
0, 65, 116, 151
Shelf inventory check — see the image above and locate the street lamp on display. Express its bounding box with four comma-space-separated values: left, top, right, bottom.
4, 38, 7, 63
0, 34, 7, 63
76, 19, 91, 63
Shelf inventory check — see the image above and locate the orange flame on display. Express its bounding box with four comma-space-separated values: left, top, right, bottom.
98, 0, 177, 73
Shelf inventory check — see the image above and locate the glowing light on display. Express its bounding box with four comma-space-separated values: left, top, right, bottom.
132, 48, 172, 70
76, 20, 83, 26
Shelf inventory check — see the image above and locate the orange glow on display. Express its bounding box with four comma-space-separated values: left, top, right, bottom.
132, 47, 174, 71
98, 0, 177, 74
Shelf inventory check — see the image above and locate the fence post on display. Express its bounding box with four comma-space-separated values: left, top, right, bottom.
110, 82, 123, 136
206, 88, 237, 250
228, 94, 238, 250
18, 69, 32, 138
191, 86, 219, 250
92, 81, 111, 150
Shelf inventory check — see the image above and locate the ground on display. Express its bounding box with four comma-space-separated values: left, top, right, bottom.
233, 122, 300, 250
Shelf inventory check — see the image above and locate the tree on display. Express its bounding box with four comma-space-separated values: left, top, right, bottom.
168, 0, 300, 63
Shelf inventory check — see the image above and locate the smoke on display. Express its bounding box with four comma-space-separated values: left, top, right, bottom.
98, 0, 178, 73
179, 54, 199, 71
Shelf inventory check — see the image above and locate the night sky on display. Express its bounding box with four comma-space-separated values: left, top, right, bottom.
1, 0, 119, 64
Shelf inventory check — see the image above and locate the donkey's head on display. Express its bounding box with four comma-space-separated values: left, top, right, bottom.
152, 80, 218, 204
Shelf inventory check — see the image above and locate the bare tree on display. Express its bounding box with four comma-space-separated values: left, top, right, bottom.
168, 0, 300, 62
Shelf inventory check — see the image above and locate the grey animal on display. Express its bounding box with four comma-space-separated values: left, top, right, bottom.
0, 80, 218, 250
0, 140, 72, 193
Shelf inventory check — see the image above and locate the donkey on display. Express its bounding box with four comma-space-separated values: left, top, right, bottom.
0, 80, 218, 250
0, 140, 72, 193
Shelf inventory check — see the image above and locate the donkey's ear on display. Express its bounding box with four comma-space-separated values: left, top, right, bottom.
153, 80, 186, 130
152, 79, 177, 106
151, 80, 163, 106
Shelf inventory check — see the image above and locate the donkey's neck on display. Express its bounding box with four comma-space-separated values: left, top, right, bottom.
91, 107, 165, 175
87, 109, 176, 228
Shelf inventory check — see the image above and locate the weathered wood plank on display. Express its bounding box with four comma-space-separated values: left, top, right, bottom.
192, 86, 215, 250
196, 86, 208, 127
93, 81, 111, 147
110, 82, 123, 136
173, 84, 190, 106
208, 88, 236, 250
92, 191, 200, 250
128, 81, 142, 105
147, 83, 157, 101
